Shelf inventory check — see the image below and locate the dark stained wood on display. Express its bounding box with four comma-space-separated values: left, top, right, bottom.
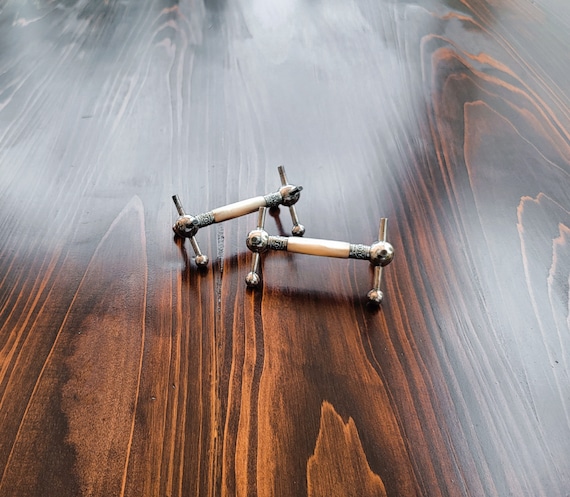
1, 0, 570, 495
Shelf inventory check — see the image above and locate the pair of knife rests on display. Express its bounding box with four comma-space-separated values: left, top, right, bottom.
172, 166, 394, 305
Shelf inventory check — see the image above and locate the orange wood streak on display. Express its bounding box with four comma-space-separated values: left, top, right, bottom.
307, 401, 387, 497
254, 287, 420, 496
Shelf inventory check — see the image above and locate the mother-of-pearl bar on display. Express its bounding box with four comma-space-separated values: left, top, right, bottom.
270, 236, 351, 258
211, 196, 267, 223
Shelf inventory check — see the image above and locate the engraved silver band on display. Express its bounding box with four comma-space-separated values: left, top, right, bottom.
263, 192, 282, 208
194, 211, 215, 228
348, 244, 371, 260
268, 236, 288, 251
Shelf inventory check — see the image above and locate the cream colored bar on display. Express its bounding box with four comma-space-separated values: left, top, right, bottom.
211, 196, 266, 222
286, 237, 351, 258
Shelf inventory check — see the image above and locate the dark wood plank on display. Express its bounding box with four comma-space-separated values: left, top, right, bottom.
1, 197, 146, 495
1, 0, 569, 495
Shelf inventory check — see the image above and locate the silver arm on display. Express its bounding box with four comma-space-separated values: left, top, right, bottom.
278, 165, 305, 236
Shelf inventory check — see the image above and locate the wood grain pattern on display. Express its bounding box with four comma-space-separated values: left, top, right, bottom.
1, 0, 569, 495
307, 402, 388, 497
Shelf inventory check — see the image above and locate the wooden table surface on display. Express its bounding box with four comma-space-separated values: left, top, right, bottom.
1, 0, 570, 495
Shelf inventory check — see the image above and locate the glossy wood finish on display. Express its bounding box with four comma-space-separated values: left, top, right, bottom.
1, 0, 569, 495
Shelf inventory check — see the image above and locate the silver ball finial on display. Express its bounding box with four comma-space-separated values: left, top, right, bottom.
246, 229, 270, 253
279, 185, 303, 206
369, 241, 394, 267
245, 272, 261, 288
195, 254, 209, 267
367, 289, 384, 305
173, 215, 199, 238
291, 224, 305, 237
